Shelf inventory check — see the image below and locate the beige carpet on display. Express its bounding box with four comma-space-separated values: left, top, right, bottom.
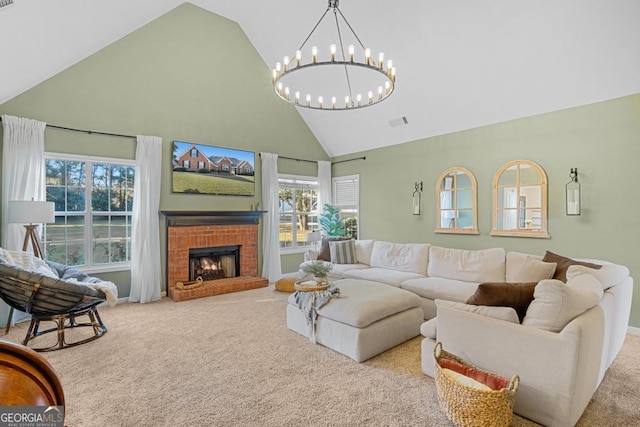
2, 286, 639, 426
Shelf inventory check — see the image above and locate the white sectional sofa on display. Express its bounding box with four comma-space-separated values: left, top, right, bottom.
299, 239, 634, 427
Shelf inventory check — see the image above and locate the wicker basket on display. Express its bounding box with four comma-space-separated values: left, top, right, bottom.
433, 342, 519, 427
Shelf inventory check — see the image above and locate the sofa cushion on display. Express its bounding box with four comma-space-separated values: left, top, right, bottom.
566, 264, 629, 290
401, 277, 478, 302
420, 318, 437, 339
343, 267, 425, 287
289, 279, 421, 328
318, 236, 350, 261
435, 299, 520, 323
369, 241, 430, 275
354, 239, 375, 265
522, 275, 603, 332
428, 246, 506, 283
330, 240, 357, 264
542, 250, 601, 282
298, 260, 368, 280
465, 282, 538, 322
506, 252, 556, 282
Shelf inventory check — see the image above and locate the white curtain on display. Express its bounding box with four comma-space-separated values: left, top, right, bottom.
317, 161, 332, 220
260, 152, 281, 282
129, 135, 163, 303
1, 115, 47, 251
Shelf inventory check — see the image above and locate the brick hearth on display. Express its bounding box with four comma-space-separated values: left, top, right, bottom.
163, 211, 268, 302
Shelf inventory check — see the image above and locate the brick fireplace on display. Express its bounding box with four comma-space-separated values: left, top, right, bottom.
163, 211, 268, 302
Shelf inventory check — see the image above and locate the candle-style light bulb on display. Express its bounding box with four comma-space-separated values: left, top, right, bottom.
368, 91, 373, 104
348, 45, 355, 62
276, 62, 281, 72
356, 93, 362, 107
312, 46, 318, 63
364, 48, 371, 65
378, 52, 384, 69
284, 87, 290, 100
378, 86, 383, 99
345, 95, 350, 108
295, 50, 302, 66
272, 69, 277, 81
385, 80, 391, 94
295, 91, 300, 104
390, 66, 396, 81
318, 96, 323, 108
331, 96, 336, 109
386, 59, 393, 72
330, 44, 336, 61
283, 56, 290, 72
306, 94, 311, 107
277, 82, 283, 94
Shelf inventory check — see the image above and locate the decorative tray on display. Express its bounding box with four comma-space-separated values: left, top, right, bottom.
294, 281, 330, 292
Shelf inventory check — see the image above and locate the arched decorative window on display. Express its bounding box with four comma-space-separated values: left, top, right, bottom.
491, 160, 549, 238
435, 167, 479, 234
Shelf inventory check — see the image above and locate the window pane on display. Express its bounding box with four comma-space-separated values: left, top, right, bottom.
67, 241, 86, 266
111, 216, 127, 238
519, 165, 540, 185
93, 241, 110, 264
440, 190, 453, 210
110, 240, 128, 262
440, 174, 454, 191
67, 216, 85, 241
440, 211, 456, 228
93, 215, 110, 239
92, 163, 109, 187
498, 166, 517, 186
456, 172, 471, 189
456, 189, 473, 209
47, 187, 66, 211
67, 161, 85, 186
46, 160, 65, 186
92, 188, 109, 211
519, 185, 542, 209
67, 187, 85, 211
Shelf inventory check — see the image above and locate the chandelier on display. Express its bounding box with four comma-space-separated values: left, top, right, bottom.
272, 0, 396, 111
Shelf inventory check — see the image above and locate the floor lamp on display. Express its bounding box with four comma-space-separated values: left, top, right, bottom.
4, 200, 55, 333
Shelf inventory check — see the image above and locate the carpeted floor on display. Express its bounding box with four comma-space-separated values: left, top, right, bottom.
2, 286, 639, 426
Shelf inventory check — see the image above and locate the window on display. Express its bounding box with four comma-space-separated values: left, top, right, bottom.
44, 153, 135, 270
278, 175, 318, 251
183, 160, 190, 168
190, 148, 197, 157
491, 159, 549, 238
198, 161, 205, 169
435, 167, 479, 234
333, 174, 359, 239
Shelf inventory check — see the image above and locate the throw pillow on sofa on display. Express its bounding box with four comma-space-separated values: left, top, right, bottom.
566, 264, 629, 290
465, 282, 537, 322
435, 299, 520, 324
329, 240, 357, 264
506, 252, 557, 282
317, 236, 350, 261
522, 274, 603, 332
428, 246, 505, 283
542, 250, 601, 282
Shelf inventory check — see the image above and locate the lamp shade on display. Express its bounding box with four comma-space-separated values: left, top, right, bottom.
307, 230, 322, 242
8, 201, 55, 224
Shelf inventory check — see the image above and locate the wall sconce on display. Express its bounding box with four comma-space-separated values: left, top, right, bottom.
566, 168, 580, 216
412, 181, 423, 215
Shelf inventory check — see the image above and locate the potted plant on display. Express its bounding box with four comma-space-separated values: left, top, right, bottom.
301, 260, 333, 285
319, 204, 345, 237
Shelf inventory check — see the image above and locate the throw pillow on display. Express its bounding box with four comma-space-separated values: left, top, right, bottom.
522, 275, 602, 332
317, 236, 350, 261
506, 252, 556, 282
465, 282, 538, 322
435, 299, 520, 324
542, 250, 601, 282
439, 358, 510, 391
566, 264, 629, 290
329, 240, 357, 264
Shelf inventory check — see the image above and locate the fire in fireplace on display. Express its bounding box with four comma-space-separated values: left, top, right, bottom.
188, 245, 240, 282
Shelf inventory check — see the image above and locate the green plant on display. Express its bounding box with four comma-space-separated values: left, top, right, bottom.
302, 260, 333, 279
319, 204, 345, 236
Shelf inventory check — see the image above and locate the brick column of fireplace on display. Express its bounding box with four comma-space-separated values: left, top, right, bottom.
163, 211, 268, 302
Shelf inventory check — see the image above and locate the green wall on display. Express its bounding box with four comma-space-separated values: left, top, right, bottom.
332, 93, 640, 327
0, 3, 326, 321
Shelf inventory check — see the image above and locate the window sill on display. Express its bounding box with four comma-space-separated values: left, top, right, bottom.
78, 263, 132, 274
280, 247, 313, 255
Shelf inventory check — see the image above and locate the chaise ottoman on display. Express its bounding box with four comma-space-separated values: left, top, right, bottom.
286, 278, 424, 362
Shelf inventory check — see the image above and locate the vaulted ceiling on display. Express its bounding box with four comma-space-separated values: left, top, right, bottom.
2, 0, 639, 157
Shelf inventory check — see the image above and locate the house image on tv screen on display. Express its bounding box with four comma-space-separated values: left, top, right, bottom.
173, 142, 254, 176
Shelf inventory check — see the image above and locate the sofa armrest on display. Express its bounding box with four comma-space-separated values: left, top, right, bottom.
304, 250, 319, 262
431, 304, 605, 427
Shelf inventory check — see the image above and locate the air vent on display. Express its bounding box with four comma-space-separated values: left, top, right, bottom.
389, 116, 408, 128
0, 0, 14, 9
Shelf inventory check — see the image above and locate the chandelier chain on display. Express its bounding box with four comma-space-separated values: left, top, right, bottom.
297, 7, 331, 51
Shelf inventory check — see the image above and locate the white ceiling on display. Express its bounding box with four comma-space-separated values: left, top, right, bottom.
1, 0, 639, 157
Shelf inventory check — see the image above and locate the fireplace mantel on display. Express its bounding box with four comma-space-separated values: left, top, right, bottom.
161, 210, 266, 227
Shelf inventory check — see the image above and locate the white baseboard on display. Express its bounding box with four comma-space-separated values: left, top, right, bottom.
628, 326, 640, 336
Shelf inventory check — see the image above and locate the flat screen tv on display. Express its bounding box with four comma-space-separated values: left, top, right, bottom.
172, 140, 255, 196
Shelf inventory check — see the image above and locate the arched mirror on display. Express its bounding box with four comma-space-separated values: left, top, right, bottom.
491, 159, 549, 238
435, 167, 479, 234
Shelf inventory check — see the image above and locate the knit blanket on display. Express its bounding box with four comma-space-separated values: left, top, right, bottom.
292, 286, 341, 343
